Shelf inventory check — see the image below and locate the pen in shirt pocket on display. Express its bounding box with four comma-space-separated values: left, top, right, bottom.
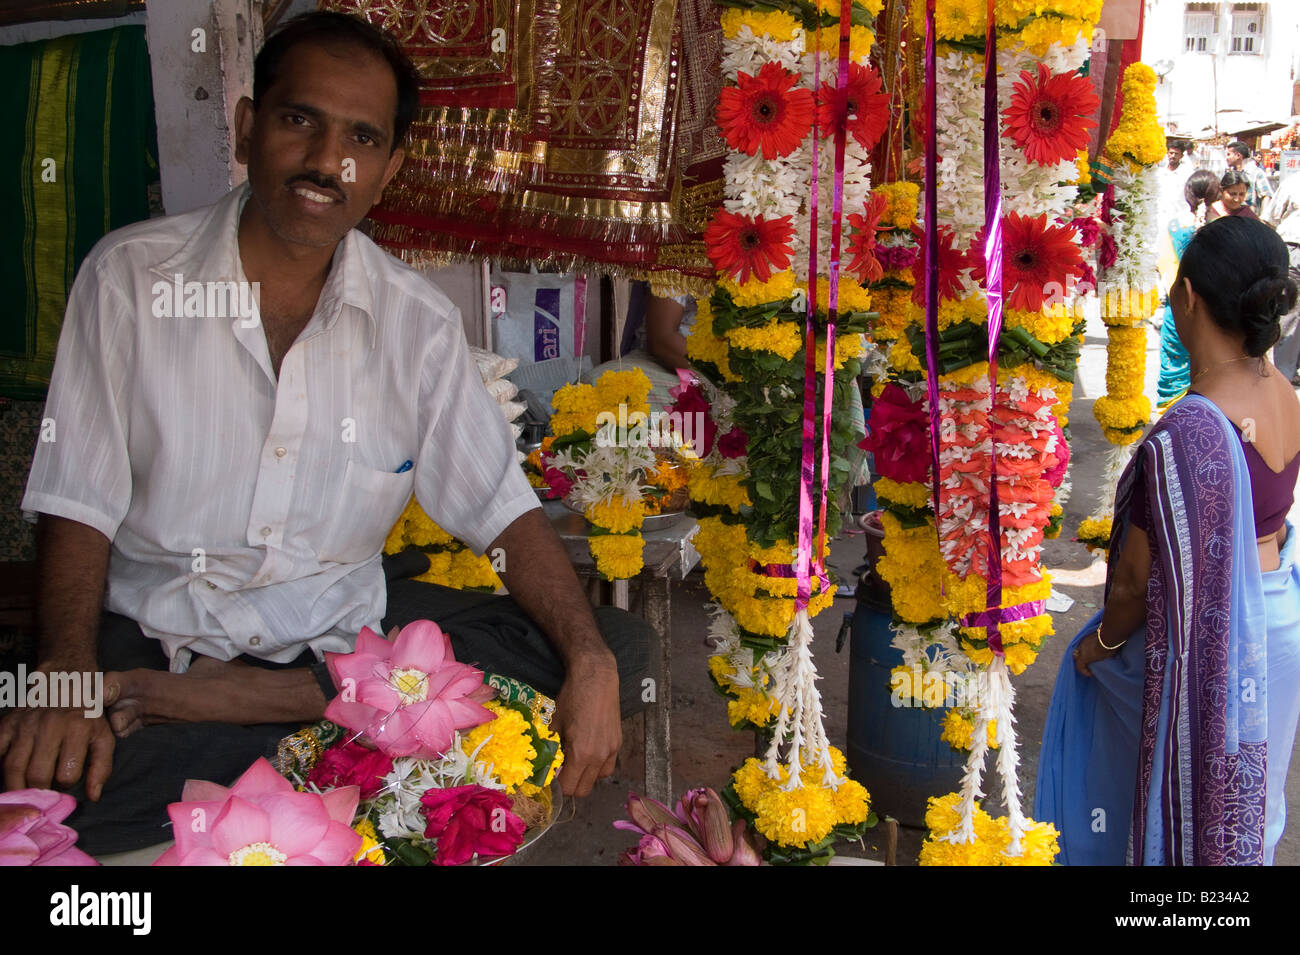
394, 460, 413, 474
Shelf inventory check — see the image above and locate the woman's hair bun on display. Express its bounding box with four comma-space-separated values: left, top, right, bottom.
1238, 271, 1296, 356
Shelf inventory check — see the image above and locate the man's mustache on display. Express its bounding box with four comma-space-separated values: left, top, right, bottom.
287, 174, 345, 201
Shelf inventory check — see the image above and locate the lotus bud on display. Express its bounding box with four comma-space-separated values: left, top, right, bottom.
625, 792, 681, 834
696, 789, 734, 863
725, 819, 762, 866
657, 825, 718, 866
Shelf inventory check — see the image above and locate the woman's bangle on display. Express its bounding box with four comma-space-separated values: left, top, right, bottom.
1096, 624, 1127, 651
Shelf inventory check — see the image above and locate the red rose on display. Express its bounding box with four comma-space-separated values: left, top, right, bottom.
717, 426, 748, 459
859, 383, 932, 485
542, 466, 574, 500
420, 785, 526, 866
668, 382, 718, 457
306, 740, 393, 799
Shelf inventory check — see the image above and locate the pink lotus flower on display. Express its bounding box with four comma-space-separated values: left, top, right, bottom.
614, 788, 761, 866
153, 758, 361, 866
324, 621, 496, 759
420, 785, 526, 865
0, 790, 98, 866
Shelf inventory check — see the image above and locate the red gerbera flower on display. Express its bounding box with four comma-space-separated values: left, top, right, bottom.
1001, 64, 1099, 167
969, 213, 1086, 312
816, 62, 890, 150
909, 223, 969, 306
704, 210, 796, 284
716, 62, 815, 159
845, 192, 888, 284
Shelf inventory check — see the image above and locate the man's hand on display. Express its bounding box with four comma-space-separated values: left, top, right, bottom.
553, 653, 622, 798
0, 676, 118, 800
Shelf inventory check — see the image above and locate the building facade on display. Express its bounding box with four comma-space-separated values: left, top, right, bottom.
1141, 1, 1300, 140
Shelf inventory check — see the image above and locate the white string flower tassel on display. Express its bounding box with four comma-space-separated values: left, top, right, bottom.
762, 608, 839, 788
947, 668, 992, 845
990, 656, 1028, 855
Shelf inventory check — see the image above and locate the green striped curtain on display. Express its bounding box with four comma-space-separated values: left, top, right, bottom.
0, 26, 158, 400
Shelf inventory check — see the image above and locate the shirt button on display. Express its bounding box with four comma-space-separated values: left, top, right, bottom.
249, 636, 262, 647
261, 526, 272, 537
206, 580, 217, 590
275, 447, 286, 458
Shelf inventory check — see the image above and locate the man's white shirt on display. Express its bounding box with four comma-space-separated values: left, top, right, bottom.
23, 184, 538, 671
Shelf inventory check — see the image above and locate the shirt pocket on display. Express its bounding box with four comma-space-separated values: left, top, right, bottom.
318, 459, 415, 565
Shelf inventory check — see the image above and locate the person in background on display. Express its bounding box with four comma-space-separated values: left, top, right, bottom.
1037, 216, 1300, 865
1263, 171, 1300, 386
588, 285, 695, 412
1156, 170, 1221, 404
1212, 170, 1260, 221
1226, 140, 1273, 215
1156, 138, 1197, 229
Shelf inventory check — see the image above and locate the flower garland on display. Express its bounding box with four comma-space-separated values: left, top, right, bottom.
542, 369, 698, 580
868, 0, 1103, 863
385, 499, 502, 591
683, 0, 884, 864
1081, 62, 1163, 547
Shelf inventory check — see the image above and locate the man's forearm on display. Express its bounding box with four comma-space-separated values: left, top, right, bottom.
491, 509, 614, 668
35, 514, 111, 670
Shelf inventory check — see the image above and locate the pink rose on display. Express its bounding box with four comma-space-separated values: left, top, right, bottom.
860, 382, 932, 485
306, 741, 394, 800
420, 785, 525, 866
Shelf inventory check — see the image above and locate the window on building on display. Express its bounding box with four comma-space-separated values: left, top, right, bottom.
1230, 4, 1264, 54
1184, 3, 1219, 53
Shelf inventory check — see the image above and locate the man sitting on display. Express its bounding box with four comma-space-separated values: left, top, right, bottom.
0, 12, 648, 855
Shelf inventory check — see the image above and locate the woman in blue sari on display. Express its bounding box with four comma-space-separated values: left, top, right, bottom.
1037, 217, 1300, 865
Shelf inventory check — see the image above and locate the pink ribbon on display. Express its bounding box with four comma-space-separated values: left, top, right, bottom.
922, 0, 943, 529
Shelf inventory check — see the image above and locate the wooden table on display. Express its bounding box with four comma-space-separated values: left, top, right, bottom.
544, 502, 700, 803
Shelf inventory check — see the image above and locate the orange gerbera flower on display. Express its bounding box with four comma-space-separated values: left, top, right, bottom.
1001, 64, 1099, 167
704, 210, 796, 284
716, 62, 815, 159
816, 62, 890, 150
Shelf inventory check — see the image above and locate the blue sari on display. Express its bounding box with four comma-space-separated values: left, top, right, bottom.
1037, 396, 1277, 864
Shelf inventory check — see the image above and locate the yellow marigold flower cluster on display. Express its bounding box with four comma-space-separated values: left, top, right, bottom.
816, 0, 884, 14
888, 337, 922, 373
720, 270, 797, 308
720, 7, 802, 42
650, 457, 689, 494
1074, 149, 1091, 186
913, 0, 985, 41
812, 23, 875, 61
392, 499, 457, 549
940, 710, 999, 751
414, 551, 453, 584
911, 294, 987, 332
726, 319, 803, 360
448, 549, 503, 590
353, 819, 387, 865
869, 286, 912, 341
593, 368, 652, 412
814, 332, 867, 371
1045, 500, 1064, 539
727, 687, 782, 728
1077, 516, 1113, 551
1093, 394, 1150, 434
588, 533, 645, 580
1103, 325, 1149, 395
919, 793, 1059, 865
732, 747, 870, 847
1101, 286, 1160, 325
874, 476, 931, 510
463, 700, 537, 792
940, 360, 990, 390
877, 511, 947, 624
960, 637, 1040, 674
688, 464, 752, 513
1104, 63, 1165, 171
387, 500, 502, 591
685, 300, 737, 380
1012, 15, 1095, 56
749, 539, 795, 564
520, 715, 564, 794
1006, 305, 1076, 345
874, 182, 920, 229
811, 275, 873, 315
551, 381, 602, 437
585, 495, 646, 533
